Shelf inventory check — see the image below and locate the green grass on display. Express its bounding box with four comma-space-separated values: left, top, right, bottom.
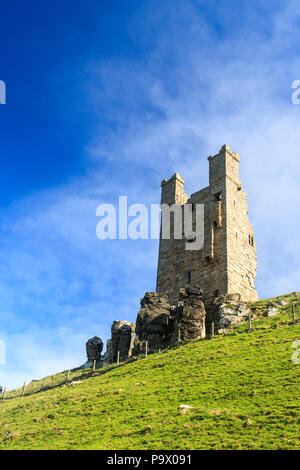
0, 293, 299, 450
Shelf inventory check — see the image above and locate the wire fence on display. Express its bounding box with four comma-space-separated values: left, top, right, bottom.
1, 302, 298, 401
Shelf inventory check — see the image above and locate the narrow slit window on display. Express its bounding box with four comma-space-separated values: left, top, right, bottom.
187, 271, 191, 283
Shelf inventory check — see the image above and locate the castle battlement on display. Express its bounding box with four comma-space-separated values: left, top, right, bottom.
156, 144, 258, 306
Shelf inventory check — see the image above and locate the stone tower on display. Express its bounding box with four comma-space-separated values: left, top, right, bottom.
156, 144, 258, 306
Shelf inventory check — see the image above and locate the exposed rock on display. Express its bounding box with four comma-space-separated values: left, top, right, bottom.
178, 404, 194, 415
134, 292, 170, 355
217, 328, 230, 335
213, 294, 250, 329
178, 404, 194, 410
81, 361, 93, 370
111, 321, 135, 362
276, 300, 287, 307
264, 307, 279, 317
175, 286, 206, 340
102, 339, 113, 365
134, 287, 206, 353
86, 336, 103, 362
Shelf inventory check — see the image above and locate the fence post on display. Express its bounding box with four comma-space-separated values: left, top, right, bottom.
117, 351, 120, 366
159, 348, 161, 354
43, 377, 46, 390
178, 329, 181, 344
248, 313, 251, 331
21, 382, 26, 397
211, 322, 214, 338
2, 387, 6, 400
292, 303, 296, 325
145, 341, 148, 358
92, 361, 96, 374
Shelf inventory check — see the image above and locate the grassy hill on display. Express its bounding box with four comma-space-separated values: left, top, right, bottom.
0, 293, 299, 450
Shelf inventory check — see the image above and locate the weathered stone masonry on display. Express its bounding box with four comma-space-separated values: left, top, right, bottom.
156, 144, 258, 308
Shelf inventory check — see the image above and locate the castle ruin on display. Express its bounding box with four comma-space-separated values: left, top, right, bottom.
156, 144, 258, 307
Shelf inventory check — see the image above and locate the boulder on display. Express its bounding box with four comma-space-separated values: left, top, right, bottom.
86, 336, 103, 362
264, 307, 279, 317
175, 286, 206, 340
134, 292, 170, 354
101, 339, 113, 366
111, 321, 135, 362
276, 300, 287, 307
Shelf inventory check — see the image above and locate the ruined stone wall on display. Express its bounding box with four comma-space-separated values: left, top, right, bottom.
156, 144, 258, 307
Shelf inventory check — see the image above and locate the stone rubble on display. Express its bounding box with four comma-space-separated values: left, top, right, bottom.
213, 294, 251, 329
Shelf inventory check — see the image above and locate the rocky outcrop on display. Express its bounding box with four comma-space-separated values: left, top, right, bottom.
102, 339, 113, 366
111, 321, 135, 362
276, 299, 287, 307
134, 292, 170, 355
213, 294, 250, 330
134, 287, 207, 353
264, 306, 279, 317
86, 336, 103, 362
175, 286, 206, 340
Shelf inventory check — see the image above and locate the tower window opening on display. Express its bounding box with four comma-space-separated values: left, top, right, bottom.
187, 271, 191, 283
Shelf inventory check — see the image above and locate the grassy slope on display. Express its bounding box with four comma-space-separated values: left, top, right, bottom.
0, 294, 299, 450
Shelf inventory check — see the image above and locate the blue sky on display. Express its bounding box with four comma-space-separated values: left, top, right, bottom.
1, 0, 300, 388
